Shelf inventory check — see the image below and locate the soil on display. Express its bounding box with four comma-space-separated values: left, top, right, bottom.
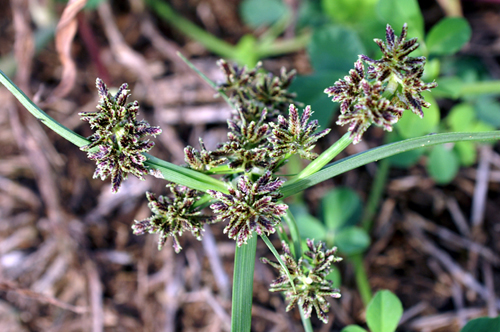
0, 0, 499, 331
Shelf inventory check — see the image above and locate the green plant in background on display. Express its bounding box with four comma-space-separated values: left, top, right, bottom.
2, 20, 500, 332
341, 290, 403, 332
293, 0, 500, 185
144, 0, 310, 67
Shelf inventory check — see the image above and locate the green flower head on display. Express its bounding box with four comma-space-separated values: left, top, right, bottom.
325, 23, 437, 144
132, 184, 210, 252
208, 171, 288, 246
261, 239, 342, 324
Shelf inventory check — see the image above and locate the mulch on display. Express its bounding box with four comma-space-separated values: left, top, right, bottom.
0, 0, 499, 331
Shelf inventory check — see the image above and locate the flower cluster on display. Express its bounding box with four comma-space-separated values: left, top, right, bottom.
207, 171, 288, 246
325, 23, 437, 143
217, 59, 297, 118
184, 61, 330, 175
132, 184, 210, 252
79, 79, 161, 192
269, 104, 331, 160
261, 240, 342, 323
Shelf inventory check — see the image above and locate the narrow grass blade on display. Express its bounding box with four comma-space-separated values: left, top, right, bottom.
0, 69, 227, 194
281, 131, 500, 197
231, 235, 257, 332
0, 69, 89, 147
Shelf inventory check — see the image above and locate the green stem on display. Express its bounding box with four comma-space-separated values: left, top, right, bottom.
361, 158, 390, 232
256, 32, 311, 58
0, 69, 89, 147
260, 233, 296, 293
459, 80, 500, 96
282, 209, 302, 260
299, 308, 314, 332
145, 0, 236, 59
282, 210, 313, 330
232, 235, 257, 332
350, 253, 372, 306
145, 154, 227, 193
289, 132, 353, 185
176, 52, 237, 110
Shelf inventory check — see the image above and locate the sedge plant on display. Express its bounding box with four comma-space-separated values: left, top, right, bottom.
1, 23, 500, 331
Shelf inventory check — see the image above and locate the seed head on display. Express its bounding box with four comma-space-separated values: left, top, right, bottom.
208, 171, 288, 246
269, 104, 331, 160
324, 23, 437, 144
261, 240, 342, 324
132, 184, 210, 252
79, 79, 161, 192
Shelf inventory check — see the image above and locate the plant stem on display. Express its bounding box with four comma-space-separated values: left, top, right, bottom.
231, 235, 257, 332
289, 132, 353, 185
144, 154, 228, 193
282, 209, 302, 260
260, 233, 296, 293
256, 31, 311, 58
176, 52, 237, 110
459, 80, 500, 96
0, 69, 89, 148
350, 253, 372, 306
282, 210, 314, 330
361, 158, 390, 232
145, 0, 236, 59
299, 308, 314, 332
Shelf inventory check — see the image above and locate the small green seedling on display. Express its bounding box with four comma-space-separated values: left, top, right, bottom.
341, 290, 403, 332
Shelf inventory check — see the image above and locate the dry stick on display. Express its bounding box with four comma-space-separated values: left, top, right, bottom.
446, 197, 471, 237
408, 214, 500, 265
11, 0, 34, 92
482, 260, 498, 317
97, 1, 186, 163
405, 213, 500, 309
366, 198, 396, 263
0, 279, 88, 314
31, 253, 69, 293
182, 288, 231, 331
0, 175, 41, 210
451, 280, 467, 328
471, 145, 491, 228
163, 253, 185, 332
408, 307, 485, 331
86, 260, 104, 332
8, 105, 65, 231
468, 145, 492, 300
140, 18, 188, 71
399, 301, 430, 326
202, 224, 231, 300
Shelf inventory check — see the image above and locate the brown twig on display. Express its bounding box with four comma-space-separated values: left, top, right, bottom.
0, 279, 88, 314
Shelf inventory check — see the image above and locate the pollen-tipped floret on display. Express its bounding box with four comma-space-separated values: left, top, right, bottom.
261, 240, 342, 324
269, 104, 331, 160
79, 78, 161, 193
324, 23, 437, 144
132, 184, 210, 253
207, 171, 288, 246
361, 23, 425, 79
217, 59, 297, 120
